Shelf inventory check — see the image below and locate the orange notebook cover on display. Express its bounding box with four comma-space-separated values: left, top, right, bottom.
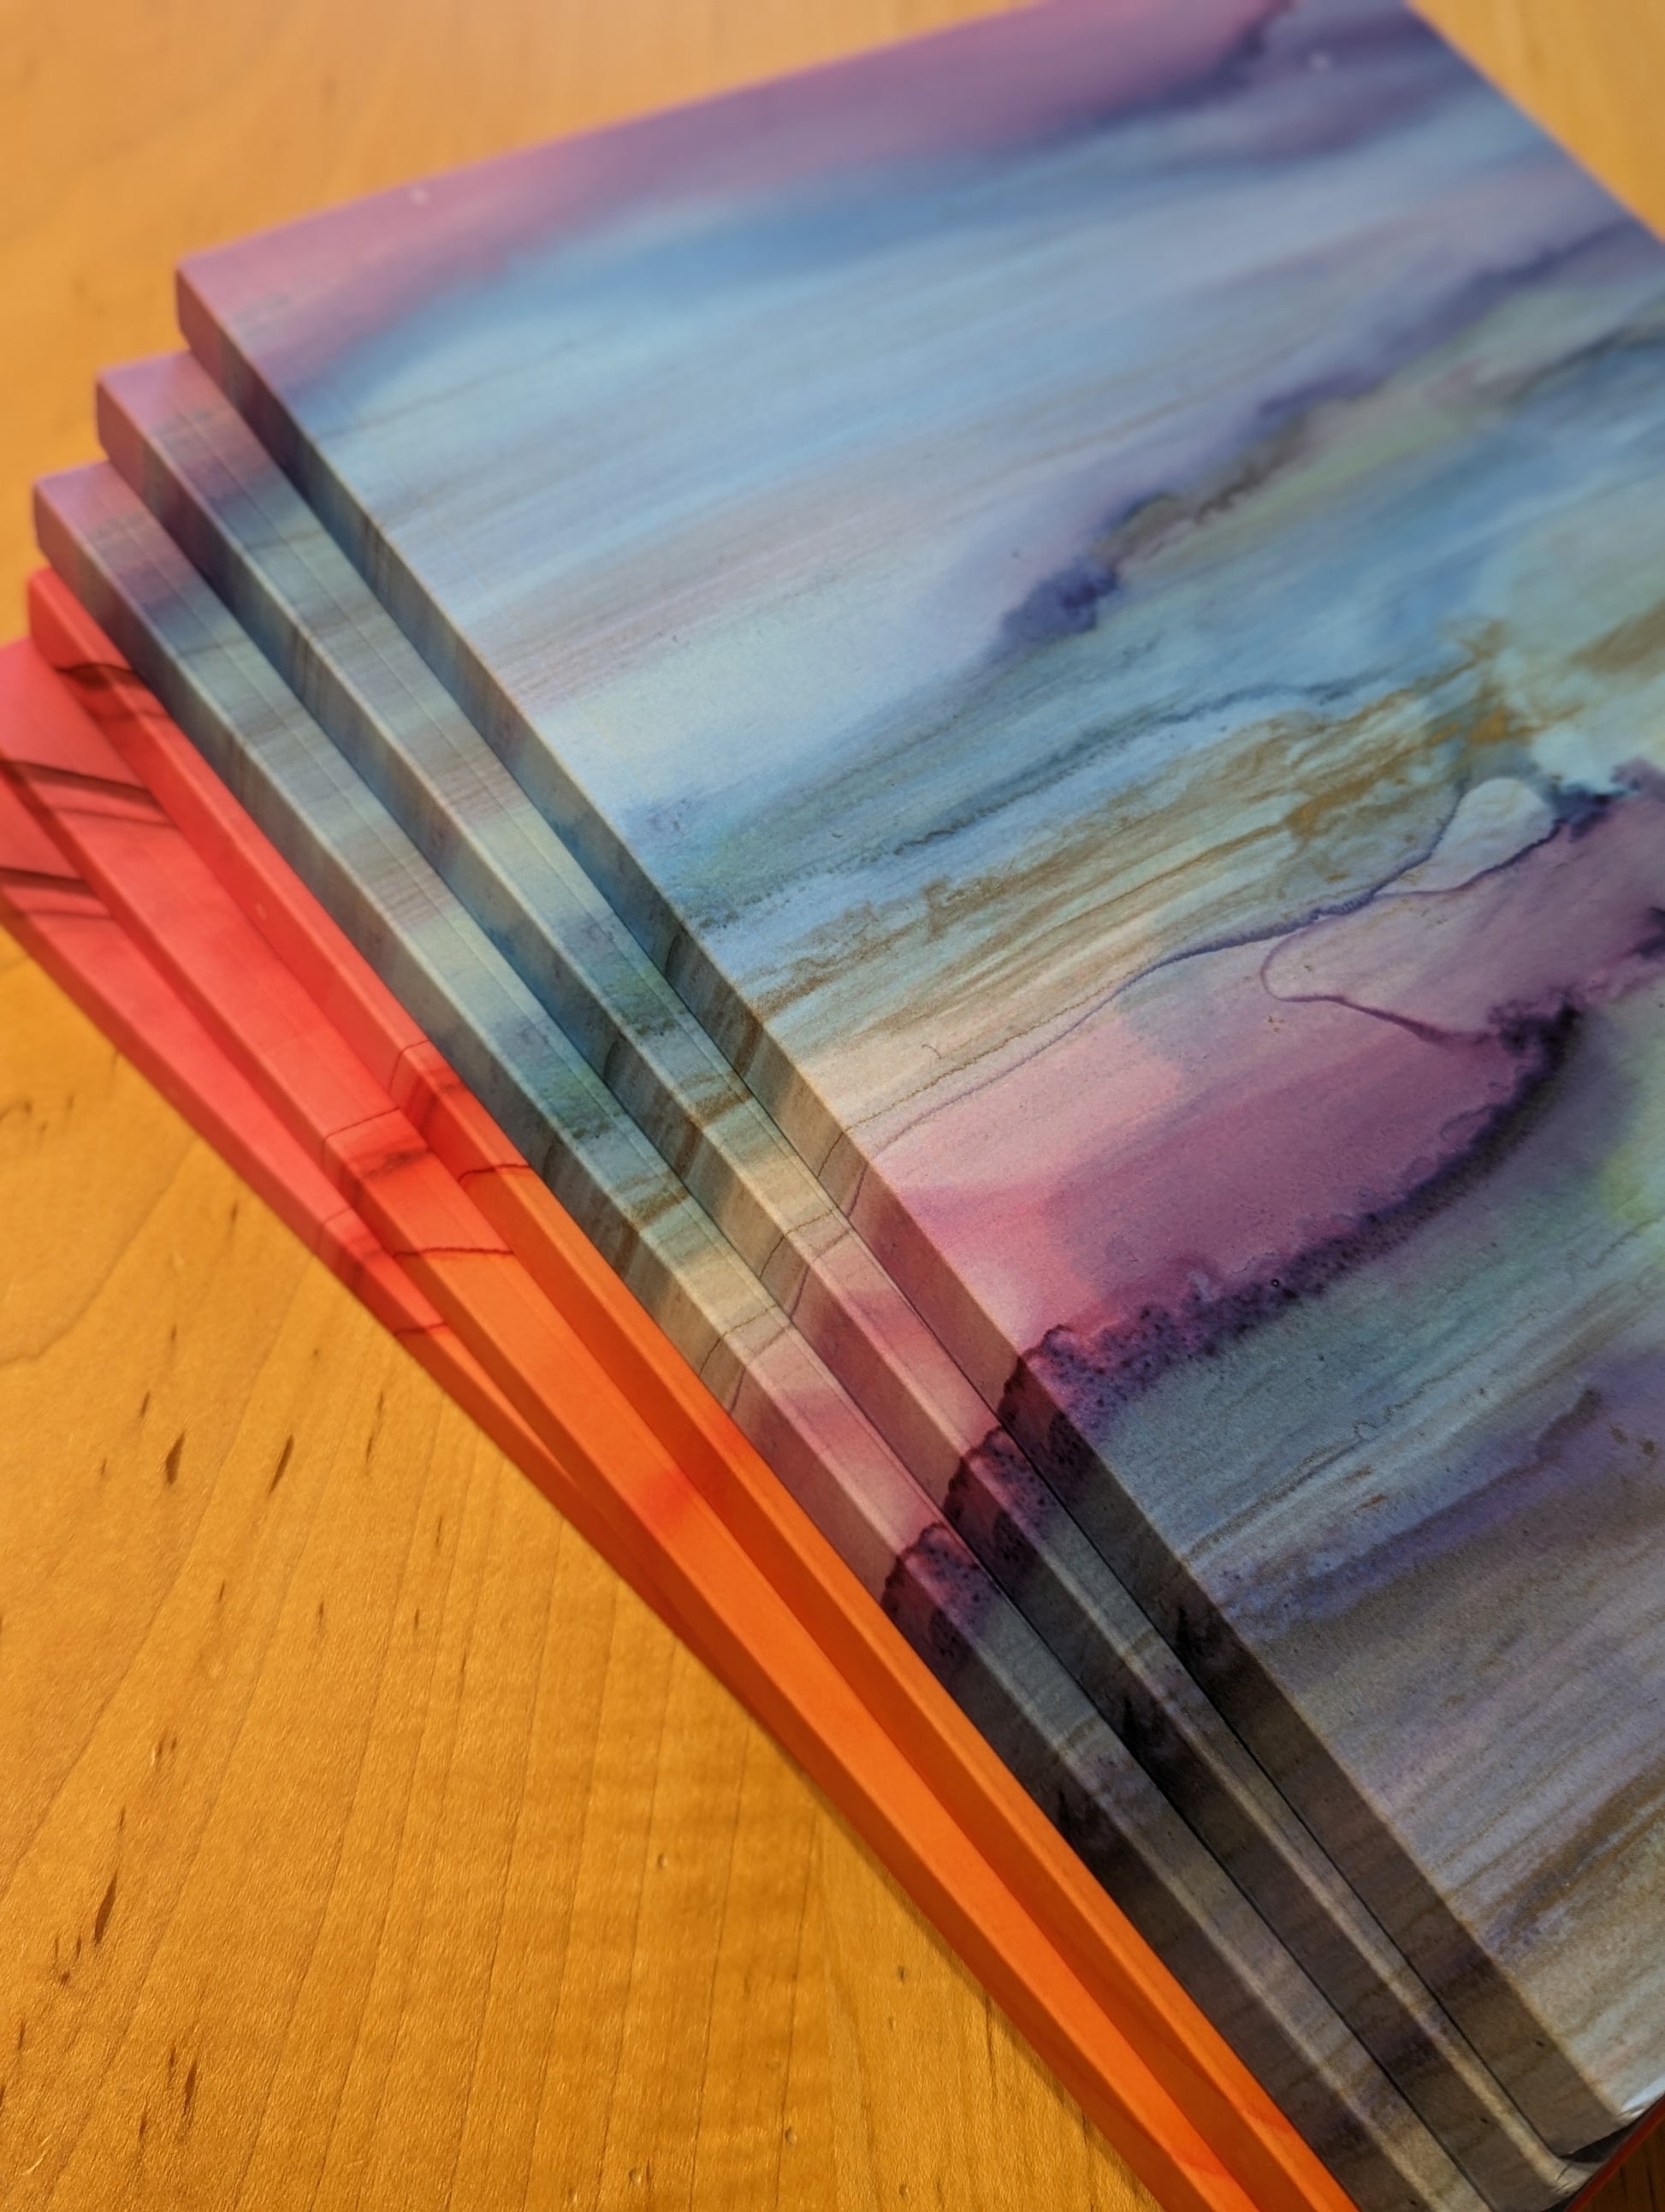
3, 584, 1354, 2212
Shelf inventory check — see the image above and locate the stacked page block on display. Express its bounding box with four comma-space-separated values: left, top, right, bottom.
10, 2, 1665, 2206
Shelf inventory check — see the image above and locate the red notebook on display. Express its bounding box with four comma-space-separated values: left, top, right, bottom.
1, 584, 1348, 2212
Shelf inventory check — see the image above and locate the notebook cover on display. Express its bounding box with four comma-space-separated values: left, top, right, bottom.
175, 0, 1665, 2146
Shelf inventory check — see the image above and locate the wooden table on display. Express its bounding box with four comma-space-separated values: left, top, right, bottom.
2, 3, 1662, 2204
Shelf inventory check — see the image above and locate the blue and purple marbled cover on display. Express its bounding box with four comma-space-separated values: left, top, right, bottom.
175, 0, 1665, 2150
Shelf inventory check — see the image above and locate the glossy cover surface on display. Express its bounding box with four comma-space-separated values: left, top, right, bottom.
177, 0, 1665, 2144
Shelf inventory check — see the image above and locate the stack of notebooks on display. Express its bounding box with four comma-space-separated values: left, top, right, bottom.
6, 2, 1665, 2205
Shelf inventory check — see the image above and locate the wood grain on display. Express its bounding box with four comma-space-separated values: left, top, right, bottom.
0, 3, 1661, 2207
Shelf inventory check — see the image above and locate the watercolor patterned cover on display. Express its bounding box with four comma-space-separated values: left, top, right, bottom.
80, 347, 1609, 2212
68, 0, 1665, 2166
173, 0, 1665, 2150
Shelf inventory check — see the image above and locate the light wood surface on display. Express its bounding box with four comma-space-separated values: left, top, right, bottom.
1, 3, 1662, 2207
